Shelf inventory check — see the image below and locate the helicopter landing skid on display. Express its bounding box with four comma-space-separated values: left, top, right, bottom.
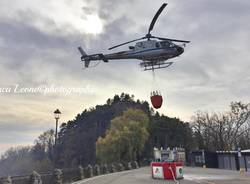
140, 61, 173, 71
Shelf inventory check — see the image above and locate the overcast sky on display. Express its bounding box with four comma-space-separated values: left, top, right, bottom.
0, 0, 250, 154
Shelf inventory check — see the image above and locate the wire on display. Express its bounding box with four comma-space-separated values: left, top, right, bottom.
169, 166, 180, 184
151, 68, 160, 94
152, 68, 155, 79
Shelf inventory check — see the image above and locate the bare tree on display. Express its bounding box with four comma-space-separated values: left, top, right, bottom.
192, 102, 250, 151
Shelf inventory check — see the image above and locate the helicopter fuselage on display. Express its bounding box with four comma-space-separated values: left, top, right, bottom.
84, 40, 184, 63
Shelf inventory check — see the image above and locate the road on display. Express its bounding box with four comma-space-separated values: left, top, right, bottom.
73, 167, 250, 184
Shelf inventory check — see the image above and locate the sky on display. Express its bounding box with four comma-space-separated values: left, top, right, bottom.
0, 0, 250, 155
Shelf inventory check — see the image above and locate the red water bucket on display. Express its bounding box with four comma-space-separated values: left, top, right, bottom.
151, 162, 184, 180
150, 94, 163, 109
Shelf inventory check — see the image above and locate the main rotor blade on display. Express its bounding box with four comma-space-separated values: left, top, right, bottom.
108, 37, 146, 50
148, 3, 167, 34
153, 36, 190, 43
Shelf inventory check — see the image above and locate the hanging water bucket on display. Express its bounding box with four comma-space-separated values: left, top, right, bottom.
150, 91, 163, 109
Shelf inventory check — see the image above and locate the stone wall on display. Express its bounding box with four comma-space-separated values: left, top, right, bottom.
0, 161, 140, 184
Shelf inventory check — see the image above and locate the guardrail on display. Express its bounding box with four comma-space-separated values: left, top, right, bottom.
0, 161, 140, 184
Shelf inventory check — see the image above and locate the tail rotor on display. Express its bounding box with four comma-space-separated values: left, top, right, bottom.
78, 47, 90, 68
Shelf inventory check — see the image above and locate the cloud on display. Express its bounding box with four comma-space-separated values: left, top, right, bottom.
0, 120, 47, 154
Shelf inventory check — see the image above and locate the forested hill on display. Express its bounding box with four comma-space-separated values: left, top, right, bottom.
56, 93, 193, 168
56, 93, 151, 167
1, 95, 249, 176
0, 93, 193, 176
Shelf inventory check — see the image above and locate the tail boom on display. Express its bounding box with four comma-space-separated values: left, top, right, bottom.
78, 47, 108, 68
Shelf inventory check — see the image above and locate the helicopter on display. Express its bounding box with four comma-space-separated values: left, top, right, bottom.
78, 3, 190, 71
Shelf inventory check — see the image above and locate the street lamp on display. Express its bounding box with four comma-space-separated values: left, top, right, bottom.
54, 109, 61, 146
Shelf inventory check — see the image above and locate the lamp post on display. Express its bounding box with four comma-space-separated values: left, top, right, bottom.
54, 109, 61, 147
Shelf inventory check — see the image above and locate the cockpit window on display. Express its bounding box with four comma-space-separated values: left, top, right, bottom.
137, 42, 142, 47
155, 43, 160, 48
160, 41, 170, 48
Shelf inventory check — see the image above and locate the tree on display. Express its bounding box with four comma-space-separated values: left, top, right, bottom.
192, 102, 250, 151
55, 93, 152, 167
148, 114, 194, 152
32, 129, 54, 161
0, 146, 33, 176
96, 108, 149, 163
0, 129, 56, 177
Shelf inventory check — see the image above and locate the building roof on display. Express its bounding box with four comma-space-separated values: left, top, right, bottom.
216, 149, 250, 153
242, 149, 250, 153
